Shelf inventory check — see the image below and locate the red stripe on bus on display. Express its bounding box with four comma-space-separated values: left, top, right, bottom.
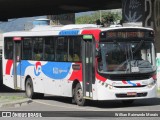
122, 80, 127, 84
136, 83, 141, 86
96, 72, 107, 82
69, 63, 82, 81
6, 60, 13, 75
95, 58, 106, 82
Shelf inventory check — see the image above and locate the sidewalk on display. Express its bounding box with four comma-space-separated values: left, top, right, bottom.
0, 96, 32, 108
0, 84, 32, 108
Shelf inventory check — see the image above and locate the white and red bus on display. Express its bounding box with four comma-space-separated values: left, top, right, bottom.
2, 24, 157, 106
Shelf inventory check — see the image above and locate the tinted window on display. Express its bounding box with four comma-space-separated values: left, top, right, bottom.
22, 38, 33, 60
44, 37, 55, 61
55, 37, 68, 61
4, 38, 13, 59
21, 36, 82, 62
33, 38, 44, 61
69, 36, 81, 62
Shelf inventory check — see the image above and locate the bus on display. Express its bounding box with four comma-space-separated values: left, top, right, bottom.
2, 24, 157, 106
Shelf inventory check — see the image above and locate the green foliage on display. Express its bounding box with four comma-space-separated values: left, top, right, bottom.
76, 10, 122, 24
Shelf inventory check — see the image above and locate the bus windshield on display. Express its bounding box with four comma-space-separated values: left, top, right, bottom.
98, 41, 156, 74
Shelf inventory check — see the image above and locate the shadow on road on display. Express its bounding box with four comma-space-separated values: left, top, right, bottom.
0, 83, 23, 93
42, 95, 160, 109
43, 96, 73, 104
88, 98, 160, 108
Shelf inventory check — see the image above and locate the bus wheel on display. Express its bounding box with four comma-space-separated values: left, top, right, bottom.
74, 83, 86, 106
122, 100, 134, 105
25, 78, 34, 98
72, 88, 76, 104
25, 78, 44, 99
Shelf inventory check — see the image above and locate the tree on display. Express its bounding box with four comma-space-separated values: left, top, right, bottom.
76, 10, 122, 26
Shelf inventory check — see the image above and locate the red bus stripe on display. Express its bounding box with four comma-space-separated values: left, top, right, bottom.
5, 60, 13, 75
122, 80, 127, 84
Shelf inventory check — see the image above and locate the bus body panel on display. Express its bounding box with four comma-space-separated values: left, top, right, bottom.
2, 25, 157, 102
20, 60, 82, 97
3, 59, 14, 89
93, 78, 157, 100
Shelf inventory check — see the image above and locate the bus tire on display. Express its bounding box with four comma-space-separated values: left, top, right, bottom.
74, 83, 86, 106
122, 100, 134, 105
72, 88, 76, 104
25, 78, 38, 99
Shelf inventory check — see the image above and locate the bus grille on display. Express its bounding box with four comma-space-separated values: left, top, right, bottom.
115, 92, 147, 98
114, 85, 147, 88
110, 75, 151, 80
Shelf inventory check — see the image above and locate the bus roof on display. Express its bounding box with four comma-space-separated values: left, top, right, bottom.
3, 24, 153, 37
99, 26, 153, 32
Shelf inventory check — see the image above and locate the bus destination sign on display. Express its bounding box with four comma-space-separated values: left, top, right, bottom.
100, 29, 154, 41
106, 31, 145, 38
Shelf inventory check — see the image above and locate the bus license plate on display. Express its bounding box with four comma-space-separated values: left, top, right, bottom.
127, 92, 137, 96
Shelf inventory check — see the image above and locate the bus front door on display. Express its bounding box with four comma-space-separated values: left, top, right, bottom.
13, 40, 21, 89
82, 38, 95, 99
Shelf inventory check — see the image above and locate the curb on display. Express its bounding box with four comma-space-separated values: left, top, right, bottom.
0, 98, 32, 108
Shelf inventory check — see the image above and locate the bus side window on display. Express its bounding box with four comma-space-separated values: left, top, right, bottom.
44, 37, 55, 61
68, 36, 81, 62
34, 53, 42, 61
68, 54, 73, 61
4, 38, 13, 59
63, 53, 68, 61
33, 38, 44, 61
56, 37, 68, 62
22, 38, 32, 60
73, 53, 80, 61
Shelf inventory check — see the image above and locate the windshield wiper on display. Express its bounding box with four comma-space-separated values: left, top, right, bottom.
113, 60, 130, 73
132, 40, 144, 54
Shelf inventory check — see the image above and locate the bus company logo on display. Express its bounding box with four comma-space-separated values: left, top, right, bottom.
53, 67, 67, 74
34, 62, 42, 76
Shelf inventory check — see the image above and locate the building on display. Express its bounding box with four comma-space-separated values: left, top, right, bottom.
47, 13, 75, 25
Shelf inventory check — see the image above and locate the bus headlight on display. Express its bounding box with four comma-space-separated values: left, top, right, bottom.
152, 74, 157, 81
148, 74, 157, 88
105, 83, 113, 89
108, 84, 113, 89
148, 81, 156, 88
105, 84, 108, 88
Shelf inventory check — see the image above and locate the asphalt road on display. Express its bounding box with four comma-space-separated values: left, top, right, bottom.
1, 96, 160, 120
1, 95, 160, 111
1, 84, 160, 119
